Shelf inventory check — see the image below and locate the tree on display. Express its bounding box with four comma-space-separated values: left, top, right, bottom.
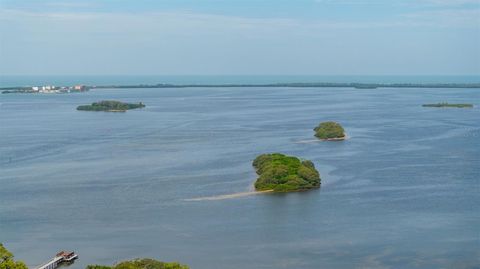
87, 258, 189, 269
253, 153, 321, 192
314, 121, 345, 139
0, 244, 28, 269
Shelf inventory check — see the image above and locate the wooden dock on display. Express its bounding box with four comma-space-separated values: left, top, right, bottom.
36, 251, 78, 269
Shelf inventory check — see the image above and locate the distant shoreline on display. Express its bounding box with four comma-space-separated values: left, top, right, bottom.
2, 82, 480, 92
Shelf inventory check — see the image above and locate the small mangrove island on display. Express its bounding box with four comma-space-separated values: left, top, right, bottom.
314, 121, 346, 140
77, 100, 145, 112
422, 103, 473, 108
87, 258, 189, 269
253, 153, 320, 192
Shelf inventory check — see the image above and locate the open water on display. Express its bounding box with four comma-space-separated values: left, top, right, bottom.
1, 85, 479, 269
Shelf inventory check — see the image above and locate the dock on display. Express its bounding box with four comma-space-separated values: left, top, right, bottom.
36, 251, 78, 269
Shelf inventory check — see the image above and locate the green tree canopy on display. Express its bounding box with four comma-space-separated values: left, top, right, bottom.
87, 258, 189, 269
77, 100, 145, 112
0, 244, 28, 269
314, 121, 345, 139
253, 153, 320, 192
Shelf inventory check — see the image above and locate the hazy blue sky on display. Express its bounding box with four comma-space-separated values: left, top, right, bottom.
0, 0, 479, 75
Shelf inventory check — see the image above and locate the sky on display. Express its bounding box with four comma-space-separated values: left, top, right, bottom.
0, 0, 479, 76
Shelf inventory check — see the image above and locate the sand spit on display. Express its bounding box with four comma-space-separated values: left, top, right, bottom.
294, 139, 324, 144
295, 134, 349, 144
184, 190, 274, 201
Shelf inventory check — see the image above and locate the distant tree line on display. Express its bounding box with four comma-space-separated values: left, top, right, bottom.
422, 103, 473, 108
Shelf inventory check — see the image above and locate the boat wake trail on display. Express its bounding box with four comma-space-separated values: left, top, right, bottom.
184, 190, 273, 201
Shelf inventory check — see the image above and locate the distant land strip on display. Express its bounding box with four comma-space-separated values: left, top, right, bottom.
2, 82, 480, 92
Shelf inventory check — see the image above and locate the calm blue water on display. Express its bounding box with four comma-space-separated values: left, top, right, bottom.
1, 86, 479, 269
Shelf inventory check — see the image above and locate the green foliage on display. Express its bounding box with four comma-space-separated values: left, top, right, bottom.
0, 244, 13, 263
87, 259, 189, 269
253, 153, 320, 192
77, 100, 145, 112
0, 244, 28, 269
314, 121, 345, 139
422, 103, 473, 108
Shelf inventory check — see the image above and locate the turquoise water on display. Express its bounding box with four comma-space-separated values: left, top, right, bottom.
0, 86, 479, 268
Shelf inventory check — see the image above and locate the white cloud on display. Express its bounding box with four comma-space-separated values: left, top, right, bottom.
0, 5, 478, 32
0, 6, 478, 75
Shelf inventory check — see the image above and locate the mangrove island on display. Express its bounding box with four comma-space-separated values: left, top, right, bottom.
422, 103, 473, 108
77, 100, 145, 112
314, 121, 346, 140
253, 153, 320, 192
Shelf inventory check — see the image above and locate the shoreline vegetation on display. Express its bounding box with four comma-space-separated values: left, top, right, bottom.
314, 121, 346, 140
77, 100, 145, 112
87, 258, 189, 269
1, 244, 189, 269
253, 153, 321, 192
422, 103, 473, 108
0, 244, 27, 269
2, 82, 480, 93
